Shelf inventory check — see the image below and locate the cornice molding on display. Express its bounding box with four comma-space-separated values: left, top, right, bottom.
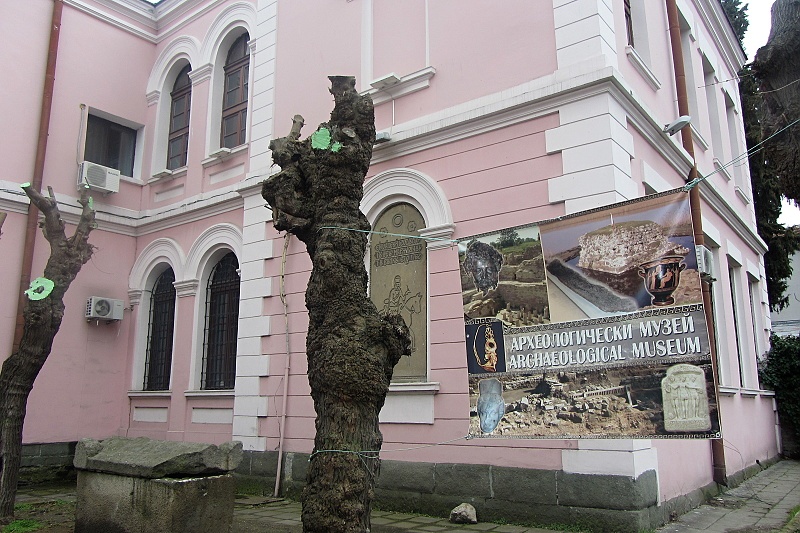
363, 64, 764, 258
690, 0, 747, 76
64, 0, 158, 42
63, 0, 240, 45
361, 67, 436, 106
370, 66, 694, 184
52, 186, 243, 237
0, 185, 29, 215
699, 180, 767, 255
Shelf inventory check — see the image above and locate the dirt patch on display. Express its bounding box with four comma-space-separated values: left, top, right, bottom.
9, 500, 74, 532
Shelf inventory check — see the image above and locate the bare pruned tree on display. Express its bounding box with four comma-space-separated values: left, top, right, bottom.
262, 76, 411, 533
0, 185, 95, 519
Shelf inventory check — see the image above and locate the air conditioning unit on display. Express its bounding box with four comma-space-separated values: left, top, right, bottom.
79, 162, 120, 194
85, 297, 124, 321
695, 244, 714, 278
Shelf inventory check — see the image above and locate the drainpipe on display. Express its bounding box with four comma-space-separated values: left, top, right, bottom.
12, 0, 64, 352
665, 0, 727, 486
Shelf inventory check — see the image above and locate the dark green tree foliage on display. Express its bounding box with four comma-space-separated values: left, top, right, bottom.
741, 63, 800, 311
720, 0, 749, 46
722, 0, 800, 311
494, 228, 521, 249
759, 334, 800, 456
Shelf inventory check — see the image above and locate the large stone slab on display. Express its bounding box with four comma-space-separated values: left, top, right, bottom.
74, 437, 242, 479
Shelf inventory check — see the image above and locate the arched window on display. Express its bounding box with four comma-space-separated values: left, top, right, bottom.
167, 65, 192, 170
202, 252, 240, 389
144, 268, 176, 390
221, 33, 250, 149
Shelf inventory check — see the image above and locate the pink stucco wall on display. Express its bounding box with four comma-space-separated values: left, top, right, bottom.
1, 0, 779, 508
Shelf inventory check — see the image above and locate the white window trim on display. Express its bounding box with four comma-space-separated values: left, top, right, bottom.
361, 168, 453, 424
185, 224, 243, 391
625, 46, 661, 91
128, 238, 186, 391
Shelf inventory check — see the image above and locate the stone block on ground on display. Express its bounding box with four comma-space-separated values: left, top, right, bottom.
74, 471, 235, 533
73, 437, 242, 533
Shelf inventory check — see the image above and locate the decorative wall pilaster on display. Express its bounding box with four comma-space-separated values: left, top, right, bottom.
553, 0, 618, 74
232, 178, 274, 452
248, 0, 278, 176
545, 93, 636, 213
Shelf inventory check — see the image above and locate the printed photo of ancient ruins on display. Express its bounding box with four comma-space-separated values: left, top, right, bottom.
467, 360, 720, 439
539, 193, 702, 322
459, 225, 550, 327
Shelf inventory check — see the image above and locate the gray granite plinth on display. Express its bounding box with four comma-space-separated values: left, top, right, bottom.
73, 437, 241, 533
74, 471, 235, 533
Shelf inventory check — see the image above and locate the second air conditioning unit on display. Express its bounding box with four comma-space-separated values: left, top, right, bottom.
85, 297, 124, 321
695, 244, 715, 279
79, 161, 120, 194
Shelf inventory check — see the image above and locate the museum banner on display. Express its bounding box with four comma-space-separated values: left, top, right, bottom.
461, 189, 721, 439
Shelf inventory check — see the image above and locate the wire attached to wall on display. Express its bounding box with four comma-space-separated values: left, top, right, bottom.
684, 115, 800, 191
316, 225, 459, 245
308, 435, 471, 463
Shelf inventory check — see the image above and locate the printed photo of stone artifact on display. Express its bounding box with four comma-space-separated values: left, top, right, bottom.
459, 225, 550, 327
539, 193, 700, 322
467, 360, 720, 439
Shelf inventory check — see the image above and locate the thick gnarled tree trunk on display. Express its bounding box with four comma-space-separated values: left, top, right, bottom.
0, 186, 95, 519
262, 77, 410, 533
753, 0, 800, 202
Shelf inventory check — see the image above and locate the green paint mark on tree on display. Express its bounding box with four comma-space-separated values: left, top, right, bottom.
311, 128, 332, 150
25, 277, 55, 301
88, 197, 94, 210
331, 142, 342, 152
20, 183, 30, 189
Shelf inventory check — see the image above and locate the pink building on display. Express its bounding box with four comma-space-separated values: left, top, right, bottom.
1, 0, 778, 530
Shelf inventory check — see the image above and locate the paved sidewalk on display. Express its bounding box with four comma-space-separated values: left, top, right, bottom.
15, 459, 800, 532
658, 459, 800, 533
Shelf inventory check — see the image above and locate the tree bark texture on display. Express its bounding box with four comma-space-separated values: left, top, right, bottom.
0, 212, 6, 236
753, 0, 800, 201
262, 77, 411, 533
0, 186, 95, 518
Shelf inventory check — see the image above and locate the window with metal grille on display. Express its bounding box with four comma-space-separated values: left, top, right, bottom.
202, 253, 240, 390
624, 0, 634, 47
167, 65, 192, 170
144, 268, 176, 390
220, 33, 250, 149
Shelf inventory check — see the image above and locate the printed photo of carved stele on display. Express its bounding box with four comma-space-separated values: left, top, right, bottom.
539, 193, 701, 322
459, 225, 550, 327
467, 361, 719, 439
